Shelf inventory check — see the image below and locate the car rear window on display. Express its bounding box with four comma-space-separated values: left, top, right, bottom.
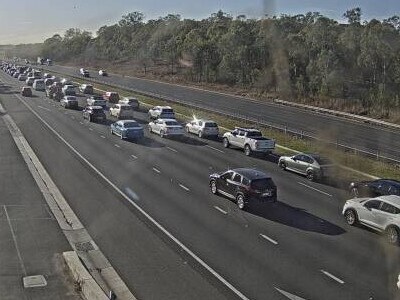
92, 108, 104, 114
165, 121, 179, 126
204, 122, 217, 127
124, 122, 140, 128
246, 131, 262, 137
250, 178, 275, 189
121, 106, 132, 110
162, 109, 174, 113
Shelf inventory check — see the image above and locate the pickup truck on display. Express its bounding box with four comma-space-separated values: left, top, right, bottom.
222, 127, 275, 156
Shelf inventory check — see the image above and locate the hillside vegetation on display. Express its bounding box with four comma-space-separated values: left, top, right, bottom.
36, 9, 400, 121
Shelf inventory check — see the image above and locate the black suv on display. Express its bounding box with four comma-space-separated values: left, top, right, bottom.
83, 106, 106, 122
349, 179, 400, 197
209, 168, 277, 210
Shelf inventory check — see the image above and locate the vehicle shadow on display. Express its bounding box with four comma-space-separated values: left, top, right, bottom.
134, 136, 165, 148
0, 83, 15, 94
248, 201, 346, 236
172, 135, 207, 146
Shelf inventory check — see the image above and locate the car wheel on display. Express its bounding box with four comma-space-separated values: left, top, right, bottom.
279, 161, 287, 170
88, 116, 92, 122
344, 209, 358, 226
186, 127, 190, 133
350, 187, 359, 198
244, 144, 252, 156
120, 133, 124, 140
110, 128, 114, 135
160, 130, 165, 138
210, 180, 218, 194
306, 170, 315, 181
223, 138, 230, 148
386, 226, 399, 245
236, 194, 245, 210
198, 131, 203, 138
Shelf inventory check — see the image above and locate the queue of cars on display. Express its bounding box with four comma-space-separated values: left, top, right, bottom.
2, 61, 400, 246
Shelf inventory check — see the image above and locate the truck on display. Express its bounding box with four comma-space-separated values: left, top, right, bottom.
222, 127, 275, 156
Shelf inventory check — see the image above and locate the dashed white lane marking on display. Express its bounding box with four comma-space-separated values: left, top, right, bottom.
297, 182, 333, 197
321, 270, 345, 284
152, 167, 161, 174
131, 154, 138, 159
70, 116, 75, 119
166, 146, 178, 153
274, 287, 308, 300
79, 121, 84, 124
178, 184, 190, 191
205, 145, 225, 153
100, 135, 106, 139
214, 206, 228, 215
259, 233, 278, 245
37, 105, 51, 112
114, 144, 120, 148
88, 127, 93, 131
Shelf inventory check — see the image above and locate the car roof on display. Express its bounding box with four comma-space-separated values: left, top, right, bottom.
375, 179, 400, 186
157, 118, 177, 122
193, 119, 215, 123
231, 168, 270, 180
155, 106, 172, 109
375, 195, 400, 207
116, 103, 130, 107
87, 105, 103, 109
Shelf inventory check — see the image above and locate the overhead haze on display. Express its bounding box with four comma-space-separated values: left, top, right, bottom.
0, 0, 399, 44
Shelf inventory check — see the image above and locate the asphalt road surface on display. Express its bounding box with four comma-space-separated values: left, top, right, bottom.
45, 64, 400, 162
1, 70, 399, 300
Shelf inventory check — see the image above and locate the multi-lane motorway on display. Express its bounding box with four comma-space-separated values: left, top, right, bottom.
44, 64, 400, 161
1, 69, 399, 300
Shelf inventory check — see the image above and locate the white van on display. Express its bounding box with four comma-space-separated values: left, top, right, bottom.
33, 79, 46, 91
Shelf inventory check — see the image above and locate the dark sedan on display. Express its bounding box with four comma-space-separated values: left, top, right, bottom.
349, 179, 400, 198
209, 168, 277, 210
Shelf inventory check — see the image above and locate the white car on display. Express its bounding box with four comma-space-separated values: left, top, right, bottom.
148, 106, 175, 119
342, 195, 400, 245
185, 119, 219, 138
80, 68, 89, 77
87, 96, 107, 109
18, 74, 27, 81
33, 79, 45, 91
110, 104, 134, 119
118, 97, 139, 110
60, 96, 78, 109
149, 119, 184, 138
397, 273, 400, 289
99, 69, 108, 76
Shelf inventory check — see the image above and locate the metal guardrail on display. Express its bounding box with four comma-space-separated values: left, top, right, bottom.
40, 66, 400, 165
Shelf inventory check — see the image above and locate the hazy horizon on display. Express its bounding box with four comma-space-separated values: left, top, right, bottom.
1, 0, 399, 45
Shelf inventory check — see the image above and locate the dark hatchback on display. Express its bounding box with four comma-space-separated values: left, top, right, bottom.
209, 168, 277, 210
83, 106, 106, 122
349, 179, 400, 197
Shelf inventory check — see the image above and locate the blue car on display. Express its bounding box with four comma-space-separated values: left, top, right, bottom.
110, 120, 144, 140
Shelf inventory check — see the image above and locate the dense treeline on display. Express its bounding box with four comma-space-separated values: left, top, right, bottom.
40, 9, 400, 117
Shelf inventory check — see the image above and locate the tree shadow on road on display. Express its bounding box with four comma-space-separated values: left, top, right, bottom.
248, 201, 346, 236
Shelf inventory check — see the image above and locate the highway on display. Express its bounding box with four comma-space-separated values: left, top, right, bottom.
44, 64, 400, 161
1, 70, 399, 299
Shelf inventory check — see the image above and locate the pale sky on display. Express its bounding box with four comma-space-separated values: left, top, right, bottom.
0, 0, 399, 44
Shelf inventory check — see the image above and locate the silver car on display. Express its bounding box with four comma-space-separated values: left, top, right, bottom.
278, 153, 334, 181
342, 195, 400, 245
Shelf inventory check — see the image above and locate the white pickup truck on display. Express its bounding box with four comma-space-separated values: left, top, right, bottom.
222, 127, 275, 156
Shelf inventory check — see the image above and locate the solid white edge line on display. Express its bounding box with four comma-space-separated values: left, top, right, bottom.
320, 270, 345, 284
259, 234, 278, 245
13, 93, 250, 300
152, 167, 161, 174
214, 206, 228, 215
297, 182, 333, 197
88, 127, 93, 131
178, 184, 190, 191
166, 146, 178, 153
205, 145, 224, 153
